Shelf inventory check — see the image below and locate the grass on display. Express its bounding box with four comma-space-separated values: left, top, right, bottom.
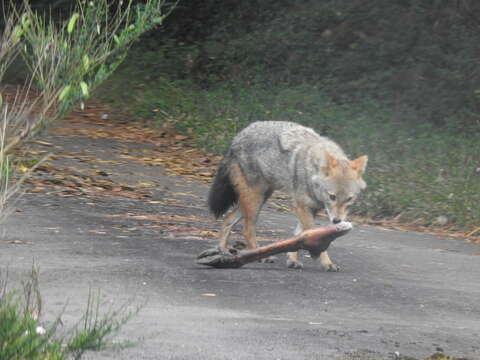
0, 267, 138, 360
97, 45, 480, 232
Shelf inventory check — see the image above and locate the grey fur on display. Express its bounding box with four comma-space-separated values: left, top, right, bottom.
227, 121, 365, 210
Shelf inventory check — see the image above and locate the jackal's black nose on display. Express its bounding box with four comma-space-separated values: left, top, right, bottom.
332, 217, 342, 224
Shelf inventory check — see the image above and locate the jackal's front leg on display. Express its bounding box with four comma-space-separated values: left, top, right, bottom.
288, 203, 340, 271
318, 250, 340, 272
286, 222, 304, 269
287, 203, 315, 269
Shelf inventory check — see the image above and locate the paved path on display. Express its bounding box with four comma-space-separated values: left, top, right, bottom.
1, 115, 479, 360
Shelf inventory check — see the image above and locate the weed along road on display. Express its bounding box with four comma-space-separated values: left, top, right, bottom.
1, 113, 480, 360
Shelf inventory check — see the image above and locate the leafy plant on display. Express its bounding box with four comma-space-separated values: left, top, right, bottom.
0, 0, 176, 223
0, 12, 43, 223
9, 0, 176, 149
0, 267, 138, 360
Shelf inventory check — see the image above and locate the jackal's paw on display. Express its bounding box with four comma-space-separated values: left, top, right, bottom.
321, 263, 340, 272
259, 256, 276, 263
286, 259, 304, 269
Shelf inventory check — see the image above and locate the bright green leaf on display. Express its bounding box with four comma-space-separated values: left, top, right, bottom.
59, 85, 71, 101
21, 13, 30, 28
83, 55, 90, 71
67, 13, 80, 34
13, 25, 23, 38
80, 82, 89, 97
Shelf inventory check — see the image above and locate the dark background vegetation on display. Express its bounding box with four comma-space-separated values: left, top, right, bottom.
7, 0, 480, 129
160, 0, 480, 130
3, 0, 480, 229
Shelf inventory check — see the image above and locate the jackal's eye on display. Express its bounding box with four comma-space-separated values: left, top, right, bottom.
329, 194, 337, 201
346, 196, 353, 203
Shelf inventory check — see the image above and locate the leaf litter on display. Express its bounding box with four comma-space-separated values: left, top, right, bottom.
25, 162, 152, 200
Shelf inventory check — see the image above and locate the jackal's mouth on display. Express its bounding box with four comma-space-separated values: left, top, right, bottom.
334, 221, 353, 232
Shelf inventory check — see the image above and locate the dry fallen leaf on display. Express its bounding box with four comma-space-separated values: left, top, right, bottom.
8, 239, 30, 245
88, 230, 107, 234
33, 140, 54, 146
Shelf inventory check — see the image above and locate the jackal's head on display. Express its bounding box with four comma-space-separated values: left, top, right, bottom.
313, 152, 368, 224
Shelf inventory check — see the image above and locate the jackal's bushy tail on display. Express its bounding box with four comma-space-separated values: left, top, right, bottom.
208, 158, 238, 218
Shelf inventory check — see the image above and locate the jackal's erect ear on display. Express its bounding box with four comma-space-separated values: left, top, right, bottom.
324, 151, 338, 176
350, 155, 368, 177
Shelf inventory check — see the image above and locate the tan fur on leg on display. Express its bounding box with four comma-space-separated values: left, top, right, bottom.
218, 207, 242, 248
287, 202, 315, 269
230, 164, 265, 250
319, 251, 340, 272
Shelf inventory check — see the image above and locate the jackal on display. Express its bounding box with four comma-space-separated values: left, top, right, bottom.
208, 121, 367, 271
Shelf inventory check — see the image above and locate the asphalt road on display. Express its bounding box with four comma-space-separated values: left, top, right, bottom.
1, 117, 479, 360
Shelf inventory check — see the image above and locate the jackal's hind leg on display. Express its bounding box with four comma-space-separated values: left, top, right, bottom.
231, 166, 275, 262
238, 190, 264, 250
228, 163, 276, 262
240, 193, 277, 263
218, 207, 242, 248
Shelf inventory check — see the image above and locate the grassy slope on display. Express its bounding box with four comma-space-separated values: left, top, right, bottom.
97, 2, 480, 233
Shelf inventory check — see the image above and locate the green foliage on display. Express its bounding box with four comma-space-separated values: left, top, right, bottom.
66, 289, 138, 360
0, 270, 137, 360
159, 0, 480, 128
0, 16, 21, 80
0, 297, 63, 360
18, 0, 173, 122
0, 0, 176, 223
